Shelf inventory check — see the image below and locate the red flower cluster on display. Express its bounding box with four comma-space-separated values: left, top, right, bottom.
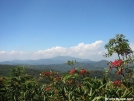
44, 71, 51, 76
70, 69, 75, 74
117, 70, 122, 75
113, 80, 121, 86
45, 87, 50, 91
56, 76, 62, 81
80, 69, 86, 74
110, 59, 123, 69
77, 83, 82, 87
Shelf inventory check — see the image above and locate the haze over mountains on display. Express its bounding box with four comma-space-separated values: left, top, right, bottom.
0, 56, 105, 65
0, 56, 110, 72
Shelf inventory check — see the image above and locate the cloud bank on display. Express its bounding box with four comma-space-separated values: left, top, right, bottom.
1, 41, 134, 62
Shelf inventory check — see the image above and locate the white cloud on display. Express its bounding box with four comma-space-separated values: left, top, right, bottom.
34, 46, 67, 59
0, 51, 6, 54
0, 50, 27, 61
0, 40, 119, 61
130, 43, 134, 51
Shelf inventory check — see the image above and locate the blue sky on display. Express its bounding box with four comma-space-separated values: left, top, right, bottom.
0, 0, 134, 61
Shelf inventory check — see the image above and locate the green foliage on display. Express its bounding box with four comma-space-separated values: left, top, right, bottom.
0, 65, 133, 101
104, 34, 132, 58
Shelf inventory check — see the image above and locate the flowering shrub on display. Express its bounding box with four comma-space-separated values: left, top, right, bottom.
117, 69, 122, 75
70, 69, 75, 74
113, 80, 121, 86
110, 59, 123, 69
45, 87, 51, 91
80, 69, 86, 74
44, 71, 51, 76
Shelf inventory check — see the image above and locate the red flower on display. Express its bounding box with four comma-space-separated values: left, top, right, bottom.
45, 87, 50, 91
44, 72, 50, 76
80, 69, 86, 74
70, 69, 75, 74
110, 66, 113, 69
113, 80, 121, 86
67, 80, 74, 84
77, 83, 82, 87
117, 70, 122, 75
110, 60, 123, 69
56, 76, 62, 80
113, 59, 122, 67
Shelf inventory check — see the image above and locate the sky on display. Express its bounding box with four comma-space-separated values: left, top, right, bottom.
0, 0, 134, 61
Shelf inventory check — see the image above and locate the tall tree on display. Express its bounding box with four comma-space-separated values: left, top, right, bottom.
104, 34, 133, 60
104, 34, 134, 84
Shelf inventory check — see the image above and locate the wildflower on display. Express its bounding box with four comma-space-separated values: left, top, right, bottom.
110, 66, 113, 69
80, 69, 86, 74
77, 83, 82, 87
110, 59, 123, 69
68, 80, 73, 84
112, 59, 122, 67
70, 69, 75, 74
55, 76, 61, 81
113, 80, 121, 86
44, 71, 50, 76
45, 87, 50, 91
117, 70, 122, 75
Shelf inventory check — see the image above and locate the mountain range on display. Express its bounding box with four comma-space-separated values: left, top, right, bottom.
0, 56, 109, 72
0, 56, 95, 65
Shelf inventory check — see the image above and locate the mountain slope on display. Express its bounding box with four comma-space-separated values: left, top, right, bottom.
90, 60, 109, 68
51, 56, 91, 62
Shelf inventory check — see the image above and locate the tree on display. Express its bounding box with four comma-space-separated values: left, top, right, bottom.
104, 34, 134, 84
104, 34, 133, 60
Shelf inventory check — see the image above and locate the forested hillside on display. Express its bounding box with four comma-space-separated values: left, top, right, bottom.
0, 64, 121, 80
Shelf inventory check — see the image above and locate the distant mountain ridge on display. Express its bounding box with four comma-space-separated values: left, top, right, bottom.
0, 56, 110, 72
0, 56, 94, 65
